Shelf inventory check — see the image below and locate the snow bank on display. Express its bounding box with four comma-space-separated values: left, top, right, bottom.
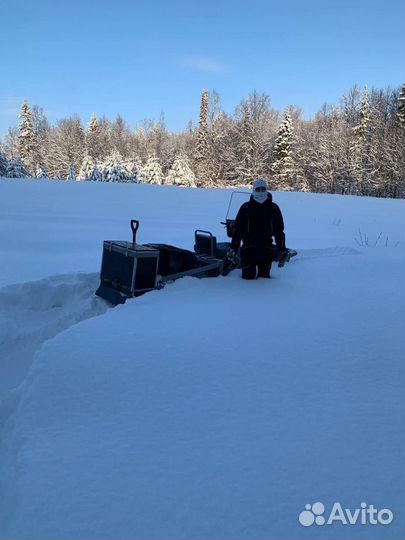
0, 179, 404, 539
0, 272, 109, 396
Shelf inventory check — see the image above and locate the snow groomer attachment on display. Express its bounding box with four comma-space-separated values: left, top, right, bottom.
96, 220, 225, 305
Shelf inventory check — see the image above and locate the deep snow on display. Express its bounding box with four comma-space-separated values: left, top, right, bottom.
0, 178, 404, 539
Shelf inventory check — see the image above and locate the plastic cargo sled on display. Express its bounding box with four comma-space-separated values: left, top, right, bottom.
95, 191, 297, 305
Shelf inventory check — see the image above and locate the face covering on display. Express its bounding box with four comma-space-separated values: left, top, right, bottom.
253, 190, 268, 203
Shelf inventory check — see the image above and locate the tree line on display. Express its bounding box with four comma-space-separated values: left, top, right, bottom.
1, 84, 404, 197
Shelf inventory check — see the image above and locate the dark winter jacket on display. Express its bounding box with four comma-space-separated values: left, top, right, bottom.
231, 193, 285, 265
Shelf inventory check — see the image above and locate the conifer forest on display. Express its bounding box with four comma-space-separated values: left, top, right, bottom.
1, 84, 404, 198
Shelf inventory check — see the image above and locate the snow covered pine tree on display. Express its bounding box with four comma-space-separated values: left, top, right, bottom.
272, 112, 294, 190
102, 152, 128, 182
18, 100, 40, 175
141, 156, 163, 184
0, 152, 8, 176
167, 154, 196, 186
6, 157, 31, 178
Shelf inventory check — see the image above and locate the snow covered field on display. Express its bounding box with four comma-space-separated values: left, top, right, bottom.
0, 178, 404, 539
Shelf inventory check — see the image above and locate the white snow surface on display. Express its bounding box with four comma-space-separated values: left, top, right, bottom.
0, 178, 404, 539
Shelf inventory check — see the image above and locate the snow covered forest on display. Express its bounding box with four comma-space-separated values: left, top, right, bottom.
1, 85, 405, 197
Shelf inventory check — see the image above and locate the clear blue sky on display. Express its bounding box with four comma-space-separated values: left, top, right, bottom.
1, 0, 404, 136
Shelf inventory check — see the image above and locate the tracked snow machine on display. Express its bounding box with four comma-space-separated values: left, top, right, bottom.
95, 191, 297, 305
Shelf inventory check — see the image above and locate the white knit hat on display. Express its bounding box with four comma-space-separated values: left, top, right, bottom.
252, 178, 268, 191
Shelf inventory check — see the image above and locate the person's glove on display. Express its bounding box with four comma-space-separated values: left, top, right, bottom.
277, 247, 288, 267
227, 248, 239, 267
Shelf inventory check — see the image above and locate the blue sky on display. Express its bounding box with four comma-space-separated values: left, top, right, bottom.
1, 0, 404, 136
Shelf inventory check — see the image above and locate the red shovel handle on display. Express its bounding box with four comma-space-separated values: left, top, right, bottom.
130, 220, 139, 243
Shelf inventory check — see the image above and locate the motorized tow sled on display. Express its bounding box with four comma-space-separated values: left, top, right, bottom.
95, 191, 297, 305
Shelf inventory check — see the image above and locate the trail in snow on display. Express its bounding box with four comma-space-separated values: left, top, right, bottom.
0, 273, 109, 398
0, 246, 360, 399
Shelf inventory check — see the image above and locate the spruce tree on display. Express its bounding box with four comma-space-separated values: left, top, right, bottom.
6, 157, 31, 178
89, 164, 103, 182
397, 83, 405, 129
18, 100, 40, 174
124, 157, 142, 183
194, 90, 212, 186
353, 88, 371, 142
350, 88, 372, 193
86, 114, 103, 160
0, 152, 8, 176
166, 154, 196, 186
67, 164, 77, 181
141, 156, 163, 184
102, 152, 128, 182
35, 165, 50, 179
272, 112, 294, 189
79, 153, 96, 180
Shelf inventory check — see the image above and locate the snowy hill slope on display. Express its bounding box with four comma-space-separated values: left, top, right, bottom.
0, 178, 404, 539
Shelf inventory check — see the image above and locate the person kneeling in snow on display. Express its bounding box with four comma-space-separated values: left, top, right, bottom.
231, 178, 286, 279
